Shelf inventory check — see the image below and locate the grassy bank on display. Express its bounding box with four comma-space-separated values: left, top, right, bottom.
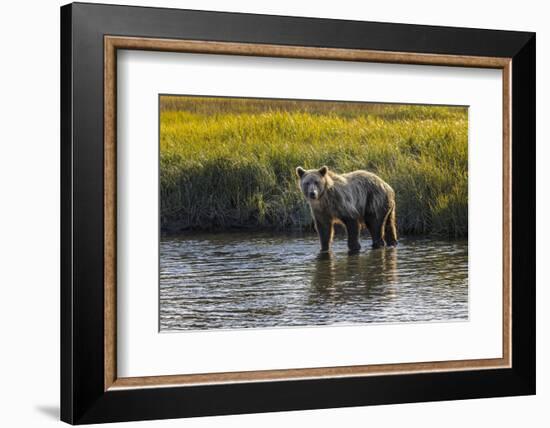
160, 96, 468, 237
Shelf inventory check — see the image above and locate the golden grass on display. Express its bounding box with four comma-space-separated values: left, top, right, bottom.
160, 96, 468, 237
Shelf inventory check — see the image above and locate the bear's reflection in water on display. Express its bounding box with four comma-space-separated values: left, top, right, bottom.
310, 249, 398, 305
160, 233, 468, 330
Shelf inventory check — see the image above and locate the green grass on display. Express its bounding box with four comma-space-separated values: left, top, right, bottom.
160, 96, 468, 237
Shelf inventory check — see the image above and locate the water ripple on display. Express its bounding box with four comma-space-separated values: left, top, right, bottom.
160, 233, 468, 331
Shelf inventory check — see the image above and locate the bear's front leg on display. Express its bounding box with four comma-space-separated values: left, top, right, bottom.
315, 219, 334, 252
342, 218, 361, 252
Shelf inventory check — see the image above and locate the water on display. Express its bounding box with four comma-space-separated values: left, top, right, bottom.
160, 233, 468, 331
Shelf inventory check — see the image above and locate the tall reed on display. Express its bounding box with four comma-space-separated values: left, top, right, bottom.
160, 96, 468, 237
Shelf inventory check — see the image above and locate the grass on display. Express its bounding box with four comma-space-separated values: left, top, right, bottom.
160, 96, 468, 237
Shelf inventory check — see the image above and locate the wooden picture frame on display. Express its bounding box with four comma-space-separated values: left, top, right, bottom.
61, 2, 535, 424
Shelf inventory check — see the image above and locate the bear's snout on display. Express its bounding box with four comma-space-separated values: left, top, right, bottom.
308, 190, 318, 199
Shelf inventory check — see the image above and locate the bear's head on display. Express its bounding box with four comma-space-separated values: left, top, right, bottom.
296, 166, 329, 201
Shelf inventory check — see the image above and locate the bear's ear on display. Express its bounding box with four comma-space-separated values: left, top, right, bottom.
296, 166, 306, 178
318, 166, 328, 177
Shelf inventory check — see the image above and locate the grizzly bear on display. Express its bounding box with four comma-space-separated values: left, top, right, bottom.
296, 166, 397, 252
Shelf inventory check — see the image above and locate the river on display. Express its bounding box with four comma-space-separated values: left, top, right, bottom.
160, 232, 468, 331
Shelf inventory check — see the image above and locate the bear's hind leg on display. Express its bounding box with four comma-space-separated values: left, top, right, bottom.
342, 218, 361, 253
385, 207, 398, 247
366, 216, 386, 249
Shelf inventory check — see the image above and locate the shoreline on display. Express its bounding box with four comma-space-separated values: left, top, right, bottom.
160, 228, 468, 242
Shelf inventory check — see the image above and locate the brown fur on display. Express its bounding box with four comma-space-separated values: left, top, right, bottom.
296, 165, 398, 252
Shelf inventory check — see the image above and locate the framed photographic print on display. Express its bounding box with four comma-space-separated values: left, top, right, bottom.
60, 2, 536, 424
